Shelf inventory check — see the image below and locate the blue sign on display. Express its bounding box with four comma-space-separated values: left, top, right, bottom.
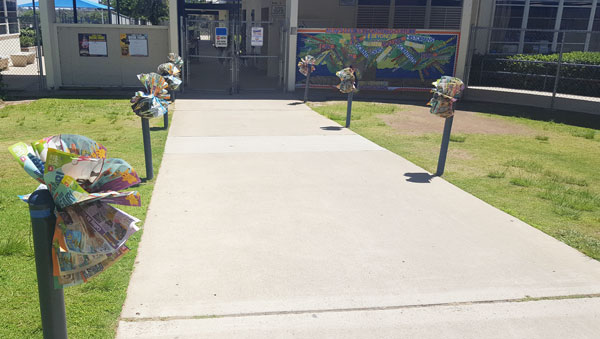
215, 27, 228, 47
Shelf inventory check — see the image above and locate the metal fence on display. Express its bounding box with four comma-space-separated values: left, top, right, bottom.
465, 27, 600, 105
0, 10, 44, 94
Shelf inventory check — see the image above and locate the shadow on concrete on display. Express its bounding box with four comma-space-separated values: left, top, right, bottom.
404, 172, 434, 183
320, 126, 343, 131
287, 102, 305, 106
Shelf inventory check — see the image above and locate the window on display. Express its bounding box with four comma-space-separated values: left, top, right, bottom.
357, 0, 390, 28
355, 0, 462, 29
494, 4, 525, 28
0, 0, 18, 35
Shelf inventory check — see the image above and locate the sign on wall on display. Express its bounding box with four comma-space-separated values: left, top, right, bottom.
272, 5, 285, 17
215, 27, 228, 48
296, 28, 460, 91
251, 27, 264, 47
78, 34, 108, 57
120, 34, 149, 56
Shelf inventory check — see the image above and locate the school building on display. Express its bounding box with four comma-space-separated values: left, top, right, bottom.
31, 1, 599, 93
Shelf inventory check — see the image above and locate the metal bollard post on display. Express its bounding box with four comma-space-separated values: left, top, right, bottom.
435, 116, 454, 176
163, 112, 169, 130
28, 189, 68, 339
303, 69, 311, 103
141, 118, 154, 180
345, 91, 353, 128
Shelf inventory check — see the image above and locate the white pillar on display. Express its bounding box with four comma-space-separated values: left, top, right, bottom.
169, 0, 179, 53
285, 0, 298, 92
454, 0, 474, 80
40, 0, 60, 89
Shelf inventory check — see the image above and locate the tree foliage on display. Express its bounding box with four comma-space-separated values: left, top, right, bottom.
102, 0, 168, 25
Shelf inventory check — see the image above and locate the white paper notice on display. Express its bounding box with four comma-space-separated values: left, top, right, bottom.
251, 27, 264, 47
129, 37, 148, 56
89, 41, 107, 56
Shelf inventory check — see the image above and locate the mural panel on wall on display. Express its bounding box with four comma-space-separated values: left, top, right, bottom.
296, 28, 460, 91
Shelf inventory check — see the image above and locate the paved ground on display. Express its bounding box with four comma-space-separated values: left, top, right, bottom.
116, 96, 600, 338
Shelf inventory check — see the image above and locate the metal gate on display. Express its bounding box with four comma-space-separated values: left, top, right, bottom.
181, 15, 283, 93
1, 7, 45, 94
238, 20, 284, 91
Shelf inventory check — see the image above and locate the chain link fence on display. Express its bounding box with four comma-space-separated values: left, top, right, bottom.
466, 27, 600, 105
0, 7, 44, 95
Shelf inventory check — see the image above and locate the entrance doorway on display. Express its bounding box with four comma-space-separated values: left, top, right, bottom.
182, 4, 285, 93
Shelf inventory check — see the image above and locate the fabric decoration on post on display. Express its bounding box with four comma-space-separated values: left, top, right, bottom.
167, 53, 184, 72
8, 134, 142, 288
157, 63, 182, 90
298, 55, 316, 77
336, 67, 358, 94
131, 73, 171, 119
427, 76, 465, 118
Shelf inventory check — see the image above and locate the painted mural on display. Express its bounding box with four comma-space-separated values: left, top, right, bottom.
296, 28, 460, 91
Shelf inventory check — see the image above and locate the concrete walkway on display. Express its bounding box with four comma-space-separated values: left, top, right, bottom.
117, 97, 600, 338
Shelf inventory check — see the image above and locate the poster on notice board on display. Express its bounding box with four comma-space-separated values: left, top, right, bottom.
79, 34, 108, 57
120, 34, 149, 56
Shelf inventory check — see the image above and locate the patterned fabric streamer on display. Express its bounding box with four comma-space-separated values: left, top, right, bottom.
336, 67, 358, 94
298, 55, 316, 77
427, 76, 465, 118
7, 134, 142, 288
168, 53, 184, 71
131, 73, 171, 119
157, 62, 182, 90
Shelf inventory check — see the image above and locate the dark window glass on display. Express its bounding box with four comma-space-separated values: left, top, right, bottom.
394, 0, 427, 5
593, 9, 600, 31
527, 6, 558, 30
563, 0, 593, 5
529, 0, 560, 5
494, 5, 524, 28
431, 0, 462, 5
358, 0, 391, 5
561, 7, 591, 30
5, 0, 16, 11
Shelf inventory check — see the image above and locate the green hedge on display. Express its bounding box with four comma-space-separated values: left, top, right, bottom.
469, 52, 600, 97
506, 51, 600, 65
19, 27, 36, 48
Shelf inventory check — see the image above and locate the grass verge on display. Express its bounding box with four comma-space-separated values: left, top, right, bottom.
0, 99, 170, 338
309, 101, 600, 261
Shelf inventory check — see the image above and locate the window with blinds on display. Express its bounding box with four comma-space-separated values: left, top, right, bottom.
429, 6, 462, 29
356, 5, 390, 28
394, 6, 427, 28
356, 0, 462, 30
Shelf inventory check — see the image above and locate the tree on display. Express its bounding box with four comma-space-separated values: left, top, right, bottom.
101, 0, 168, 25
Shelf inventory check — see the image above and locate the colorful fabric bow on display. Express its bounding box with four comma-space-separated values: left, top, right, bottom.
8, 134, 142, 288
157, 62, 182, 90
298, 55, 316, 77
336, 67, 357, 94
168, 53, 184, 71
427, 76, 465, 118
131, 73, 171, 119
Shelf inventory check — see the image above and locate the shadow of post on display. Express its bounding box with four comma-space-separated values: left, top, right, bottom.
404, 172, 434, 183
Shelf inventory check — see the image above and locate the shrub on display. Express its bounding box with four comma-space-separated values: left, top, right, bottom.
19, 27, 36, 48
470, 52, 600, 96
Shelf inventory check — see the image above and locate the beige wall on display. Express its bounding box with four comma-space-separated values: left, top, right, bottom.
0, 34, 23, 56
56, 24, 169, 87
298, 0, 356, 28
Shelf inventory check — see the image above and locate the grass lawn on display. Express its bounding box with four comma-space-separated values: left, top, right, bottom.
0, 98, 170, 338
309, 101, 600, 261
